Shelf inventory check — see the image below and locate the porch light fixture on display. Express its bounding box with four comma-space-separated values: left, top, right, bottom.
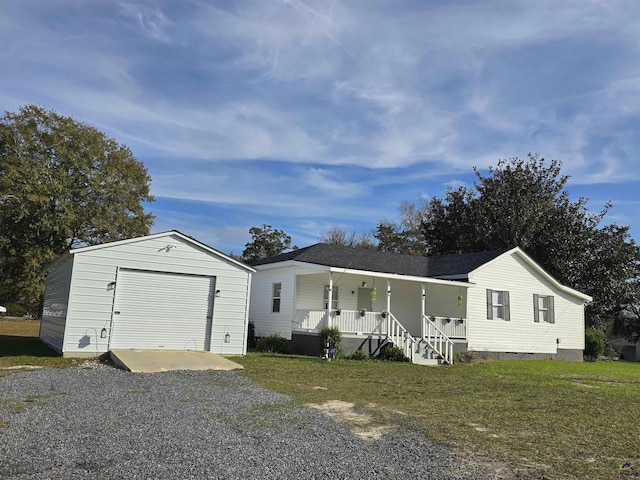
361, 282, 367, 287
100, 327, 107, 339
224, 333, 231, 343
215, 289, 221, 297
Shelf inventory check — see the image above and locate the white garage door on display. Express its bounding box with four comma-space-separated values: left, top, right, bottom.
110, 269, 215, 351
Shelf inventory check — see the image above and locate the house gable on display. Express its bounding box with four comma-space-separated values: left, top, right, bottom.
466, 249, 587, 354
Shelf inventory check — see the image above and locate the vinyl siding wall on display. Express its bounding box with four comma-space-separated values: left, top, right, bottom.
61, 234, 251, 355
40, 256, 74, 352
387, 280, 422, 336
425, 283, 467, 319
249, 266, 297, 338
466, 252, 585, 354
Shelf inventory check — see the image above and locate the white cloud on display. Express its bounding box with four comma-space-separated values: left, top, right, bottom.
4, 0, 640, 247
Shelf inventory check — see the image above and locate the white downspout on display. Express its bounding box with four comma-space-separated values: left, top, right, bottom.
327, 272, 333, 328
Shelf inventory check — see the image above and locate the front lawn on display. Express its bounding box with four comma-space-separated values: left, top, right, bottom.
0, 319, 76, 368
235, 353, 640, 480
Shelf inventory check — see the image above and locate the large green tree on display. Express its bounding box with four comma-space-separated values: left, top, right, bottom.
0, 105, 154, 303
410, 154, 638, 329
242, 224, 297, 263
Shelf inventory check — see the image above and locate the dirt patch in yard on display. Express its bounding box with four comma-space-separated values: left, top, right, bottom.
306, 400, 395, 440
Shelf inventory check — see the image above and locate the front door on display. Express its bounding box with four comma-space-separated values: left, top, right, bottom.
357, 287, 373, 312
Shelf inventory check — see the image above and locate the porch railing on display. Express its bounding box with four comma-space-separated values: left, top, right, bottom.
422, 315, 455, 364
294, 309, 386, 334
426, 316, 466, 338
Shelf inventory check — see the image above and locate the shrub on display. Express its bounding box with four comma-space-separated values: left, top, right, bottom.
246, 322, 256, 350
256, 334, 289, 354
584, 328, 605, 361
349, 349, 370, 361
320, 326, 342, 359
4, 302, 28, 317
453, 351, 474, 364
377, 345, 410, 362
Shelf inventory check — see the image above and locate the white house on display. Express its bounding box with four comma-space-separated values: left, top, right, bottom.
40, 231, 254, 357
249, 244, 592, 364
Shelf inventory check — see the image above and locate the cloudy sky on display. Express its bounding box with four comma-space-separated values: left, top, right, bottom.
2, 0, 640, 253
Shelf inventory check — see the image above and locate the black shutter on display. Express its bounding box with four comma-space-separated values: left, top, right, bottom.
503, 291, 510, 321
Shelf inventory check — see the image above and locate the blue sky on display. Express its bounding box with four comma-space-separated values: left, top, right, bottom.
3, 1, 640, 254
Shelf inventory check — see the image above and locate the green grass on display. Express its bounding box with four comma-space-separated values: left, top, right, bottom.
0, 319, 77, 369
234, 353, 640, 480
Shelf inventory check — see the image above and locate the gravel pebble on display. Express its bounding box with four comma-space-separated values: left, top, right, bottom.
0, 365, 497, 479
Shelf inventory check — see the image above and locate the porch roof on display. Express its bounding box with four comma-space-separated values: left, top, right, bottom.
253, 243, 509, 278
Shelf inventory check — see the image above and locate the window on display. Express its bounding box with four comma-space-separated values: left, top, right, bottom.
534, 294, 555, 323
486, 289, 510, 320
323, 285, 339, 310
272, 283, 281, 313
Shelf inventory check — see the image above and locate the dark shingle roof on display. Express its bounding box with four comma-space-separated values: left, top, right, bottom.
252, 243, 510, 278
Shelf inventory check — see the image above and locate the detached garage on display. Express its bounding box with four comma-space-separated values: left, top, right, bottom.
40, 231, 254, 357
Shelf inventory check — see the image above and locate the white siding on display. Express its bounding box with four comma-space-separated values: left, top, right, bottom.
467, 252, 585, 354
249, 266, 297, 338
40, 256, 74, 352
295, 273, 328, 311
61, 233, 250, 355
388, 280, 422, 336
425, 283, 467, 319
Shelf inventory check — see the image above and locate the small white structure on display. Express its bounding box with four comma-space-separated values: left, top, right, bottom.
249, 244, 592, 363
40, 231, 254, 357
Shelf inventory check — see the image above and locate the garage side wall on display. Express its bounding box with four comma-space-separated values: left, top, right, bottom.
62, 234, 251, 356
40, 256, 74, 353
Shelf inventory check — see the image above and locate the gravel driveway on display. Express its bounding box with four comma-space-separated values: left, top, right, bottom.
0, 364, 497, 479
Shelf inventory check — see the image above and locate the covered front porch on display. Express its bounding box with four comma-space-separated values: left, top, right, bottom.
290, 267, 470, 363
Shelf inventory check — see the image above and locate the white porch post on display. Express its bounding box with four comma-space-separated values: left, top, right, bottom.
386, 278, 391, 334
421, 283, 426, 338
327, 272, 333, 328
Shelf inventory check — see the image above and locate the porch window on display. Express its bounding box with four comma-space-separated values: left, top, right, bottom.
533, 294, 555, 323
272, 283, 282, 313
323, 285, 339, 310
486, 289, 510, 320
